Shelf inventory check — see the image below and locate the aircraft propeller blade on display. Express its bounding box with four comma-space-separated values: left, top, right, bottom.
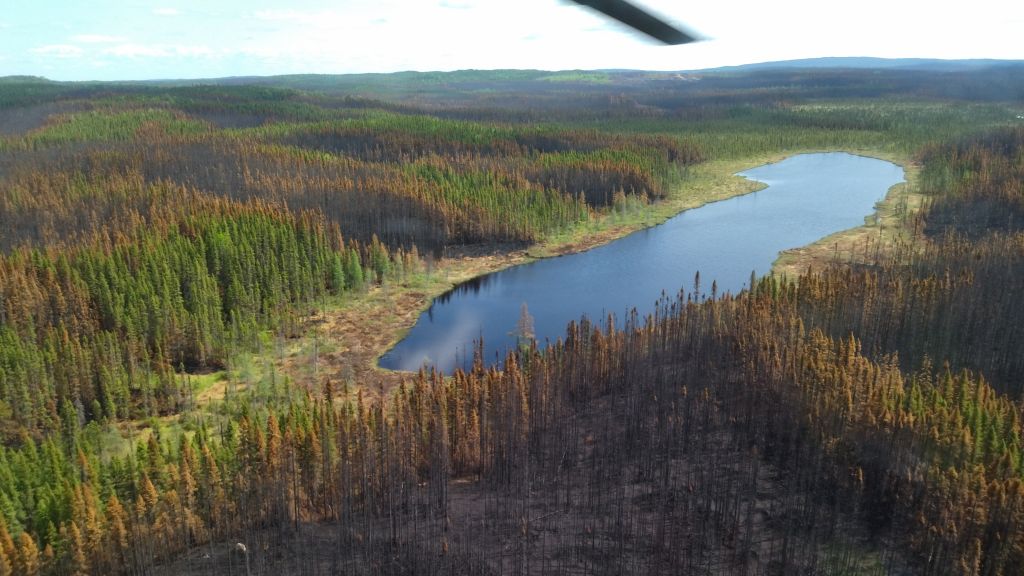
570, 0, 698, 45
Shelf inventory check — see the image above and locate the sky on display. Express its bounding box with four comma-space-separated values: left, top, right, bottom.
1, 0, 1022, 81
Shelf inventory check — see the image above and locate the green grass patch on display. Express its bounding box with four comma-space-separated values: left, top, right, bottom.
3, 107, 210, 150
539, 71, 612, 84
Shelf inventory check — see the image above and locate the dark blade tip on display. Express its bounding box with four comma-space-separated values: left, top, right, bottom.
572, 0, 699, 45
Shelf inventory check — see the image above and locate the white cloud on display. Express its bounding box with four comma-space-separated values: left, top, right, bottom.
253, 9, 302, 21
235, 1, 587, 72
252, 9, 342, 25
71, 34, 127, 44
31, 44, 84, 58
174, 45, 214, 57
101, 43, 213, 58
103, 43, 171, 57
22, 0, 1024, 80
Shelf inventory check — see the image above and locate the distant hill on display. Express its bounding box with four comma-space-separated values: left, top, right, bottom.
139, 58, 1024, 93
0, 75, 57, 84
188, 59, 1024, 104
10, 58, 1024, 89
5, 58, 1022, 107
698, 57, 1021, 73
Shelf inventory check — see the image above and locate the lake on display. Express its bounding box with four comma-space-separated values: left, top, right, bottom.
379, 152, 905, 373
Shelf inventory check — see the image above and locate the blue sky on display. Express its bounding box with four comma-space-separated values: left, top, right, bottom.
2, 0, 1022, 81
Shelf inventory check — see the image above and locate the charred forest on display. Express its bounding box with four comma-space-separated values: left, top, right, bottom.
0, 65, 1023, 575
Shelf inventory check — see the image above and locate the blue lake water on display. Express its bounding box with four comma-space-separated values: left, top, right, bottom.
379, 152, 905, 373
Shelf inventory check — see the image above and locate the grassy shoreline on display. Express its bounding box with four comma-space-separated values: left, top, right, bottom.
769, 150, 921, 278
337, 148, 919, 386
184, 147, 921, 414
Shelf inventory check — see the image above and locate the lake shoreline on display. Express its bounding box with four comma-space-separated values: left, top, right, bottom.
378, 149, 912, 375
189, 148, 915, 402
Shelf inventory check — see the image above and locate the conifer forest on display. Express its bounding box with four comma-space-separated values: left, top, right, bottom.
0, 64, 1023, 575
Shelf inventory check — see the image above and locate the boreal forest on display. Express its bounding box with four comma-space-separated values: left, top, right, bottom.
0, 62, 1023, 575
